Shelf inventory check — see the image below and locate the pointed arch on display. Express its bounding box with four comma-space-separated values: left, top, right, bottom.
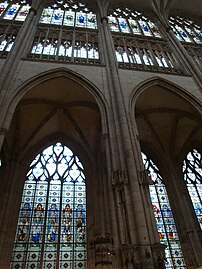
1, 67, 108, 143
10, 141, 87, 269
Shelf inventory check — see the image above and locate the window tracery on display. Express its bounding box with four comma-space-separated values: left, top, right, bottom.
142, 153, 186, 269
182, 149, 202, 228
0, 1, 30, 21
0, 1, 30, 56
169, 16, 202, 44
108, 7, 161, 38
29, 0, 99, 63
10, 142, 87, 269
113, 36, 181, 74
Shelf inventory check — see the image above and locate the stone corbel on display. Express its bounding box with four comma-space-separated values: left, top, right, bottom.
0, 128, 8, 136
112, 170, 128, 189
101, 17, 109, 24
138, 170, 153, 186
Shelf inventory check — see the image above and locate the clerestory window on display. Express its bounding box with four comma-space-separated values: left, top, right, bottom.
29, 0, 99, 63
0, 1, 30, 56
169, 16, 202, 44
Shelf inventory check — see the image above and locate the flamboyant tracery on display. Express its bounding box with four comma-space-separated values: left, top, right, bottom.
10, 142, 87, 269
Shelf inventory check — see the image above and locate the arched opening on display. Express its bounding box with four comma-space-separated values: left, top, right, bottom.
0, 71, 105, 268
11, 142, 87, 269
133, 79, 202, 267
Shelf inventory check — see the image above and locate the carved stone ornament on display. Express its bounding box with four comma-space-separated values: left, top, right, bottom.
90, 234, 114, 266
112, 170, 128, 189
138, 169, 154, 185
151, 243, 166, 269
0, 128, 8, 136
119, 244, 142, 268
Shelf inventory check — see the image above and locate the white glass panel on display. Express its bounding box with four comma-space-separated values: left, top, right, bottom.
87, 12, 97, 29
64, 10, 75, 26
108, 16, 119, 32
128, 19, 141, 35
40, 8, 53, 24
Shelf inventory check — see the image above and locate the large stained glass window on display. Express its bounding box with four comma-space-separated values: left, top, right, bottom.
40, 0, 97, 29
10, 142, 87, 269
182, 149, 202, 228
0, 1, 30, 21
169, 16, 202, 44
108, 7, 161, 38
142, 152, 186, 269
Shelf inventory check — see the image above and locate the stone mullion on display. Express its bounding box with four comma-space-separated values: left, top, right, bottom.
163, 164, 202, 268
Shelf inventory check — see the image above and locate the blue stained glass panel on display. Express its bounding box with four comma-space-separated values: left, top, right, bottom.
3, 4, 20, 20
142, 152, 186, 269
10, 142, 87, 269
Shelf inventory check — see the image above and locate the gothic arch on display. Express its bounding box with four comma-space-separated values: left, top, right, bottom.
0, 68, 109, 268
129, 76, 202, 176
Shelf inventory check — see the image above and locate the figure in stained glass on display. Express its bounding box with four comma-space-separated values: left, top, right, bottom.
47, 204, 59, 242
11, 143, 87, 269
34, 203, 45, 224
75, 204, 85, 243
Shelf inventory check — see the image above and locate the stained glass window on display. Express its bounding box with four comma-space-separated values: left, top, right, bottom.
0, 1, 30, 21
182, 149, 202, 228
169, 16, 202, 44
10, 142, 87, 269
108, 8, 161, 38
142, 152, 186, 269
40, 0, 97, 29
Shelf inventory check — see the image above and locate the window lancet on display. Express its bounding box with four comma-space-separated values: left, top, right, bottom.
29, 1, 99, 63
40, 0, 97, 29
169, 16, 202, 44
182, 148, 202, 228
108, 7, 161, 38
142, 153, 186, 269
0, 1, 30, 21
10, 142, 87, 269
